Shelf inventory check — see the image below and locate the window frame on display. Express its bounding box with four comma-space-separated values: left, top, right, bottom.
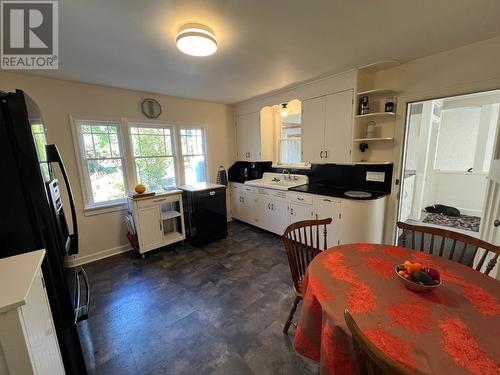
70, 116, 210, 214
275, 106, 308, 168
176, 124, 210, 186
70, 115, 130, 212
127, 120, 180, 191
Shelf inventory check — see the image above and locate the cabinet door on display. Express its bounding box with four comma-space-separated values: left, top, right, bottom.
241, 192, 256, 223
137, 205, 163, 250
246, 112, 261, 161
289, 202, 314, 223
255, 195, 272, 230
302, 96, 326, 164
271, 199, 288, 235
314, 197, 341, 247
236, 114, 249, 160
324, 90, 353, 163
231, 189, 244, 220
236, 112, 260, 161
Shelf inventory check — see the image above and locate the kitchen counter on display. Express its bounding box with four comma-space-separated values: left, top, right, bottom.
289, 183, 388, 200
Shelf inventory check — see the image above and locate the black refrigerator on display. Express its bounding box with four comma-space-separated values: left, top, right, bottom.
0, 90, 88, 374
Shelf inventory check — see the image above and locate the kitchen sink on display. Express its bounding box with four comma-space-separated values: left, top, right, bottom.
244, 172, 308, 190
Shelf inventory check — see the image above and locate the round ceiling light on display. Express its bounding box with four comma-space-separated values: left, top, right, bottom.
176, 24, 218, 57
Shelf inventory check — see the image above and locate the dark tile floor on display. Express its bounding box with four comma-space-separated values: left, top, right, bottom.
79, 221, 319, 375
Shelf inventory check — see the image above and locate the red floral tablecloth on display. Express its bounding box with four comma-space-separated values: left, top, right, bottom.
294, 243, 500, 375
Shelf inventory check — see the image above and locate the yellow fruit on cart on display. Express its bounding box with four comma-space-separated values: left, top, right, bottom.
135, 184, 146, 194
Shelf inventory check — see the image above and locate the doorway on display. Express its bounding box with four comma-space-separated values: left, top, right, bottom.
399, 89, 500, 237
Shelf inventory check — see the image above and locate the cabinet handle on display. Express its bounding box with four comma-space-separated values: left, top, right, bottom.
297, 197, 304, 201
320, 151, 324, 159
268, 203, 271, 210
323, 198, 332, 202
272, 203, 274, 210
291, 208, 294, 215
153, 198, 166, 203
324, 150, 328, 158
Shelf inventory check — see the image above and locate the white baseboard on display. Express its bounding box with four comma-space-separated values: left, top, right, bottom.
65, 244, 133, 267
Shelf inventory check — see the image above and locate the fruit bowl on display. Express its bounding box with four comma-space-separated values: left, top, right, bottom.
395, 264, 442, 293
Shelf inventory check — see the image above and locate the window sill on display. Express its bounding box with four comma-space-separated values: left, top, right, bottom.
83, 201, 128, 217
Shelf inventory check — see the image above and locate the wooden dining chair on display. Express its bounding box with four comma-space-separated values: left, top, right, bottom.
344, 309, 426, 375
282, 218, 332, 334
396, 221, 500, 276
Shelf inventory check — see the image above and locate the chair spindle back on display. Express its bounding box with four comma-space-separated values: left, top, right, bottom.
397, 221, 500, 276
282, 218, 332, 294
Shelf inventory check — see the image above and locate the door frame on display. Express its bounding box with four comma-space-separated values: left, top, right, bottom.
392, 84, 500, 244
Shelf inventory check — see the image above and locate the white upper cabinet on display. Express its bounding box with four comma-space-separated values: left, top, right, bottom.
302, 90, 353, 164
235, 109, 273, 161
324, 90, 353, 163
302, 96, 326, 164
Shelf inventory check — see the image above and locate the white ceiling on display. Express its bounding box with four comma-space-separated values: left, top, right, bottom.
28, 0, 500, 104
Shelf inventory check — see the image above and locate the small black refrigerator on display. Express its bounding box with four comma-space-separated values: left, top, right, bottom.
0, 90, 88, 374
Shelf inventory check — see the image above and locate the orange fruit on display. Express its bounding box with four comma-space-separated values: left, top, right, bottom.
412, 263, 423, 272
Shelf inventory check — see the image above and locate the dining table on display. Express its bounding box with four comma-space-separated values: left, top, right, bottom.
294, 243, 500, 375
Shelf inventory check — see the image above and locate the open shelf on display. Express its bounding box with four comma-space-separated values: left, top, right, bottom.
161, 210, 182, 220
164, 231, 184, 243
354, 137, 394, 142
355, 112, 395, 119
357, 89, 397, 97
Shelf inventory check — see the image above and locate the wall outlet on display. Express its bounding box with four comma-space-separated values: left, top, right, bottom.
366, 171, 385, 182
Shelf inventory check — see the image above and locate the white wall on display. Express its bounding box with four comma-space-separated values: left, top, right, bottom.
0, 72, 235, 265
429, 172, 488, 216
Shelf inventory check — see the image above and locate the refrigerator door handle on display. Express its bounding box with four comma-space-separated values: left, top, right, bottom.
46, 144, 79, 254
74, 266, 90, 323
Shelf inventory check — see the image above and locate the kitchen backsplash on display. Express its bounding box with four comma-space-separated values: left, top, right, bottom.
228, 162, 393, 193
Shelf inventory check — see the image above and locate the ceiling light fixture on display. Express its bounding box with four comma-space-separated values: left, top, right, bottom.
176, 24, 218, 57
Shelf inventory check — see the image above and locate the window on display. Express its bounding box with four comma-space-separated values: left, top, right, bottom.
72, 118, 209, 210
74, 119, 127, 207
180, 128, 207, 185
277, 100, 302, 165
129, 124, 177, 191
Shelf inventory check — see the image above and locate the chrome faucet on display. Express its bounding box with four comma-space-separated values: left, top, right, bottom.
282, 169, 291, 180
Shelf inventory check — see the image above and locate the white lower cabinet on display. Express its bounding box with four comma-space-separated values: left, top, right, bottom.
230, 183, 386, 244
127, 191, 186, 257
289, 202, 314, 222
137, 205, 164, 250
231, 186, 256, 224
314, 197, 342, 246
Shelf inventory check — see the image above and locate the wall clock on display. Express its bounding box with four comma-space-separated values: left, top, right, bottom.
141, 98, 162, 119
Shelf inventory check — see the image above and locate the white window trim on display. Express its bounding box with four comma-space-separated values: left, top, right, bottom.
127, 120, 180, 189
70, 116, 211, 214
69, 115, 130, 213
177, 124, 210, 186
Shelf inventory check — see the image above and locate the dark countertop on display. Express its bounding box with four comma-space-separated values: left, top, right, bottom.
289, 183, 388, 200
